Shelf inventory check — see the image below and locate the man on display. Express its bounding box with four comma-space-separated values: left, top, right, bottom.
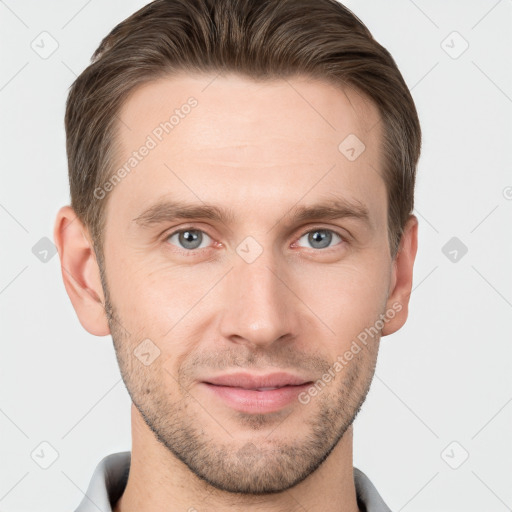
54, 0, 420, 510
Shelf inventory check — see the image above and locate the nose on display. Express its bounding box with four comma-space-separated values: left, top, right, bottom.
218, 247, 296, 350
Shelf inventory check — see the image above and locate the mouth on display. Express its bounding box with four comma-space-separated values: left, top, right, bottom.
203, 371, 311, 389
200, 372, 313, 414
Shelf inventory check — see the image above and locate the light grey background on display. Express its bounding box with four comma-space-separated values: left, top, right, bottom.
1, 1, 511, 511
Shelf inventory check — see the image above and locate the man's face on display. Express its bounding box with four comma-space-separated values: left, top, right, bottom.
100, 73, 395, 494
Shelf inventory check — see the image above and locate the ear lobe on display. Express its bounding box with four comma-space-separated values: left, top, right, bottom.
53, 206, 111, 336
381, 215, 418, 337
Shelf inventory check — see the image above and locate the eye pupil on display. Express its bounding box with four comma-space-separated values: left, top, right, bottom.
308, 230, 332, 249
179, 230, 202, 249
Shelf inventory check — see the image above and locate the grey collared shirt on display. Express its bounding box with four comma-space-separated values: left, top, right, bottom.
75, 451, 392, 512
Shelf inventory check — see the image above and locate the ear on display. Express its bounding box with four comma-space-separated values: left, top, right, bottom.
53, 206, 110, 336
381, 214, 418, 336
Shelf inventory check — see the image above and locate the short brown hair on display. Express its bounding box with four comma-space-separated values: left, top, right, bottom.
65, 0, 421, 261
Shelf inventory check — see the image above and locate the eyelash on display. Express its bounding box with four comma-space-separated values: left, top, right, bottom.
162, 225, 347, 254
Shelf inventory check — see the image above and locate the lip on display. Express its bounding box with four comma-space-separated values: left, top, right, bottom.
201, 372, 313, 414
203, 371, 310, 389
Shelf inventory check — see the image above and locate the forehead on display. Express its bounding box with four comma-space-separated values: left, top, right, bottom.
107, 73, 385, 228
117, 72, 380, 156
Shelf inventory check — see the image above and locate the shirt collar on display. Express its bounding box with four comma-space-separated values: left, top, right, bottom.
75, 452, 392, 512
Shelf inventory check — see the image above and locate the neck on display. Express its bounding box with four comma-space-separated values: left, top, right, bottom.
114, 404, 360, 512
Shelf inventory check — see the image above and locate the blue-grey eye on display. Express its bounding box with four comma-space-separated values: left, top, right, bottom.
297, 229, 342, 249
167, 229, 211, 250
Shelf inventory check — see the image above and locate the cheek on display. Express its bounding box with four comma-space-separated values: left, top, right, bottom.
104, 240, 204, 326
107, 256, 214, 374
298, 260, 390, 344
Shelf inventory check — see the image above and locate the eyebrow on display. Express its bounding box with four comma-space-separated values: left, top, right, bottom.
132, 200, 237, 227
132, 197, 372, 230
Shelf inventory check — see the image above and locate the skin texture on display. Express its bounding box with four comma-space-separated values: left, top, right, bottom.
54, 73, 418, 512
